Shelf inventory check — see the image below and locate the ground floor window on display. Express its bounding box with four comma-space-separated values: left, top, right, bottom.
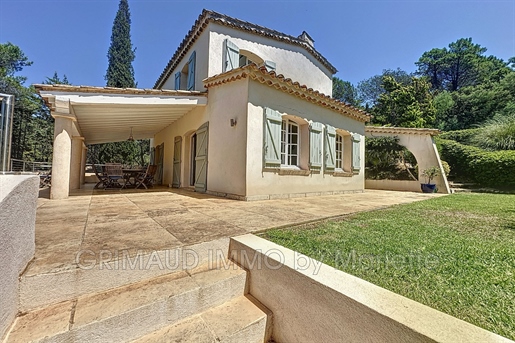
336, 134, 343, 169
281, 119, 299, 167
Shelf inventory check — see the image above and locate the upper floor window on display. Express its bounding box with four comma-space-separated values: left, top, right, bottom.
224, 39, 275, 72
175, 51, 196, 91
281, 119, 299, 167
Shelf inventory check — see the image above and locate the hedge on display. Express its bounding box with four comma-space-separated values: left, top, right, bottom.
437, 138, 515, 188
439, 128, 481, 144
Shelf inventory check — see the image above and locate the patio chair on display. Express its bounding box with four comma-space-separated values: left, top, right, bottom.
104, 163, 124, 189
134, 165, 158, 189
39, 169, 51, 188
92, 164, 109, 189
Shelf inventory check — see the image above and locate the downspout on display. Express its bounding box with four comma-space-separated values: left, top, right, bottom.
0, 93, 15, 172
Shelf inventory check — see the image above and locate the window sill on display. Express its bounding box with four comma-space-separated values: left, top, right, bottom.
330, 170, 354, 177
278, 168, 311, 176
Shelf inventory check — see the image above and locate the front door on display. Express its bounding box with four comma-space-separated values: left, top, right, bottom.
194, 122, 208, 192
172, 136, 181, 188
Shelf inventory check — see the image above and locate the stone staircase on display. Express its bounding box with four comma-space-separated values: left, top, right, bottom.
4, 260, 272, 343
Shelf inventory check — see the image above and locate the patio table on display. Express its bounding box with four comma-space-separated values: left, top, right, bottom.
122, 169, 145, 188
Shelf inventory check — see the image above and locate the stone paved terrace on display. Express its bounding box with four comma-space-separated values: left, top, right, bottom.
30, 186, 444, 277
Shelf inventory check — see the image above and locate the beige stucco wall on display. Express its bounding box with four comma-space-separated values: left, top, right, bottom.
0, 175, 38, 339
155, 78, 248, 195
366, 179, 422, 193
208, 24, 333, 95
160, 23, 333, 95
153, 106, 209, 187
204, 78, 249, 196
230, 234, 512, 343
246, 81, 365, 197
161, 29, 210, 92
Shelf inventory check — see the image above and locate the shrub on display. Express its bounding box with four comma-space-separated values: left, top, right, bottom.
440, 160, 451, 177
439, 128, 481, 144
437, 138, 515, 188
471, 112, 515, 151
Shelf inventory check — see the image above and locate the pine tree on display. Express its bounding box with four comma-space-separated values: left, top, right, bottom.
105, 0, 136, 88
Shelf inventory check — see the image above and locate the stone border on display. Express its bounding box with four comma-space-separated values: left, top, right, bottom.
229, 234, 512, 343
205, 189, 364, 201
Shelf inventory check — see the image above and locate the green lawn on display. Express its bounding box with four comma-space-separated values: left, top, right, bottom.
261, 193, 515, 340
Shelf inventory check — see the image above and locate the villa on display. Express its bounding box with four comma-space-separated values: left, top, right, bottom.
35, 9, 371, 201
2, 9, 500, 343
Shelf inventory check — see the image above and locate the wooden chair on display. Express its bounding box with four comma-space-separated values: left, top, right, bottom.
92, 164, 109, 189
39, 169, 52, 188
104, 163, 124, 189
134, 165, 158, 189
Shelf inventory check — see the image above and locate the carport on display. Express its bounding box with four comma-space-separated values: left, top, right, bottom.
35, 84, 207, 200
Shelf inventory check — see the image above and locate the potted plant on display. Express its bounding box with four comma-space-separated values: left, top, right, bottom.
421, 166, 440, 193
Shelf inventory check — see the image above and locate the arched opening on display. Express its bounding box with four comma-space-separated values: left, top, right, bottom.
365, 136, 419, 181
239, 49, 264, 67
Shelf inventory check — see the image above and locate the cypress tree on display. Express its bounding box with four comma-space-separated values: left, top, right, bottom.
105, 0, 136, 88
88, 0, 149, 166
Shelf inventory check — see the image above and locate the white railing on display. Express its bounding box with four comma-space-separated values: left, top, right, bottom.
10, 159, 52, 173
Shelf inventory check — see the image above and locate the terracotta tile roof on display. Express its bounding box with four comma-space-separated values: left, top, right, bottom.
154, 9, 338, 89
34, 84, 207, 97
203, 64, 371, 123
365, 126, 441, 136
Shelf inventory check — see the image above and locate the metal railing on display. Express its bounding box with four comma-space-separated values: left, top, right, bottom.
10, 159, 52, 173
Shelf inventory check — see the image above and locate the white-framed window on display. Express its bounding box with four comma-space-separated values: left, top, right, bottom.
336, 134, 343, 169
281, 119, 299, 167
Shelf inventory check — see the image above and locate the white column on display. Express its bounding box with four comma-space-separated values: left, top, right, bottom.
51, 116, 73, 199
70, 136, 84, 190
80, 143, 87, 186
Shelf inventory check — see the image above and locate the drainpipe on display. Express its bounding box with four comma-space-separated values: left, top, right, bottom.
0, 93, 15, 172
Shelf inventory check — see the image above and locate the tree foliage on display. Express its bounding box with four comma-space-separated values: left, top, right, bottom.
105, 0, 136, 88
357, 68, 412, 107
87, 0, 150, 165
0, 42, 50, 161
365, 136, 418, 180
332, 77, 361, 107
416, 38, 511, 92
44, 71, 69, 85
372, 76, 436, 128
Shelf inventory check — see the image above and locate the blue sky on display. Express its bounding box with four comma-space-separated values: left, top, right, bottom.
1, 0, 514, 90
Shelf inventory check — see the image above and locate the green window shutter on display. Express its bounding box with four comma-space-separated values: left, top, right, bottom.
264, 60, 276, 72
223, 39, 240, 72
174, 72, 181, 90
309, 122, 323, 169
263, 108, 282, 167
187, 51, 196, 91
352, 134, 361, 171
324, 125, 336, 170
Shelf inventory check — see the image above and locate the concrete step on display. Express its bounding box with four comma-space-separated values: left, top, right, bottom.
19, 238, 230, 312
132, 295, 271, 343
5, 261, 248, 343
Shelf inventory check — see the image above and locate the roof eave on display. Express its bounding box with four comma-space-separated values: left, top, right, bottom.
203, 65, 370, 123
153, 9, 338, 90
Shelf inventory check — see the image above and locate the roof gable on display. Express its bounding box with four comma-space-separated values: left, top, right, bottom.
203, 64, 370, 123
154, 9, 337, 89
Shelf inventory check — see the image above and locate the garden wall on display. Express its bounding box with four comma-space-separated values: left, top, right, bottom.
365, 179, 422, 192
229, 234, 512, 343
0, 175, 38, 339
